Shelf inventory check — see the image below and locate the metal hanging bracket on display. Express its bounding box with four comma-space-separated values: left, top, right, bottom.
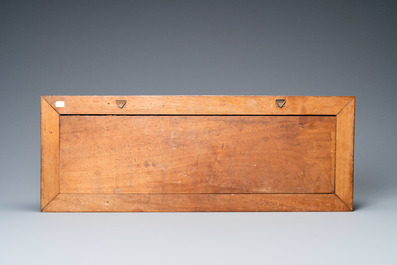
275, 98, 286, 108
116, 100, 127, 109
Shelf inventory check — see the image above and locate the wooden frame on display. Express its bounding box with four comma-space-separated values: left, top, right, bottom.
41, 96, 355, 212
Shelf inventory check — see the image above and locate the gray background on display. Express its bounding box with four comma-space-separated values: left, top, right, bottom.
1, 0, 396, 264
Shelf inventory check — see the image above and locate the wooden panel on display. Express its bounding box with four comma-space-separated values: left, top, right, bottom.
43, 95, 354, 115
42, 193, 351, 212
41, 95, 355, 212
40, 98, 60, 210
335, 99, 355, 210
59, 115, 336, 194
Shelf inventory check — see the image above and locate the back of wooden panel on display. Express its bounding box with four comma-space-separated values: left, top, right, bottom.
59, 115, 336, 194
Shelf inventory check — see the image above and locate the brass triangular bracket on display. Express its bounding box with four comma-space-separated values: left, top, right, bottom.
116, 100, 127, 109
275, 98, 286, 108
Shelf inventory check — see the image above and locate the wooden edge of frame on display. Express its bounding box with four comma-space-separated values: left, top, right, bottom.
42, 193, 351, 212
335, 97, 355, 210
40, 97, 60, 211
41, 95, 355, 115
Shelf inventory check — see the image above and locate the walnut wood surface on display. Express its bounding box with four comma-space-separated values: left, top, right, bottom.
59, 115, 336, 194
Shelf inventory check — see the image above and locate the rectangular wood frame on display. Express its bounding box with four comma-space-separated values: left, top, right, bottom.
41, 96, 355, 212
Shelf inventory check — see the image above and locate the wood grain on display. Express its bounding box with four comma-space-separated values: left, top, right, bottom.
59, 115, 336, 194
40, 97, 60, 210
42, 193, 351, 212
42, 95, 354, 115
40, 95, 355, 212
335, 98, 355, 210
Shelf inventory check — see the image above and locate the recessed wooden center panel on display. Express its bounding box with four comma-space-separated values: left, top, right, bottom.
59, 115, 336, 194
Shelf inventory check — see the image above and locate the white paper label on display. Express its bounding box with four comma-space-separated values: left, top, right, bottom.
55, 101, 65, 107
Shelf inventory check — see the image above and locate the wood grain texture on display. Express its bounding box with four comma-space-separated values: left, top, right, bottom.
335, 98, 355, 210
59, 115, 336, 194
40, 97, 60, 210
42, 193, 351, 212
42, 95, 354, 115
40, 95, 355, 212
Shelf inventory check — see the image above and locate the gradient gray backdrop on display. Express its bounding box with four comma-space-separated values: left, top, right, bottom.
1, 1, 396, 264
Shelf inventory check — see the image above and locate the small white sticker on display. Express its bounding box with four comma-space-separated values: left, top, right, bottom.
55, 101, 65, 107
